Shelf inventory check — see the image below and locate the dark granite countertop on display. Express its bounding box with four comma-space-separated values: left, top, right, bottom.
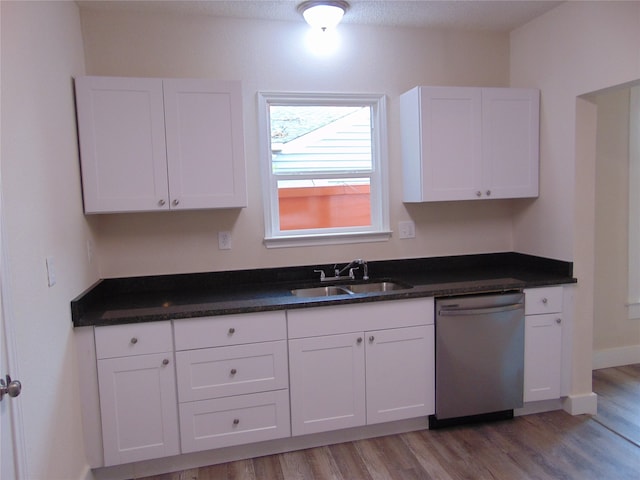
71, 252, 576, 327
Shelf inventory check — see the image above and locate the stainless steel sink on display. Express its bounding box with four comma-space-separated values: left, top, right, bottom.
346, 281, 410, 293
290, 281, 411, 297
290, 286, 353, 297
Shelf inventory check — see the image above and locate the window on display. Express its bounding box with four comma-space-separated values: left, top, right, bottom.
258, 92, 390, 247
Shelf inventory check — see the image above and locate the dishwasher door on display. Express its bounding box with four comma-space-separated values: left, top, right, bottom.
435, 292, 525, 421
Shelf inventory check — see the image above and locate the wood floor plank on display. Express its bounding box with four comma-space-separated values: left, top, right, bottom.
304, 445, 342, 479
252, 454, 285, 480
593, 363, 640, 446
278, 449, 316, 479
354, 437, 405, 480
328, 440, 373, 479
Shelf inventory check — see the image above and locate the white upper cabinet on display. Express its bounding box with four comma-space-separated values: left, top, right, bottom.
75, 76, 247, 213
400, 86, 539, 202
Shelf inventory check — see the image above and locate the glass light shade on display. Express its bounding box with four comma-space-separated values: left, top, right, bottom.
301, 3, 346, 31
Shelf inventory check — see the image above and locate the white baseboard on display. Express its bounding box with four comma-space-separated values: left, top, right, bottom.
562, 392, 598, 415
593, 345, 640, 369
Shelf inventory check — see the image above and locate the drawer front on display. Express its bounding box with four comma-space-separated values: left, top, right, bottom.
175, 340, 288, 402
179, 389, 290, 453
95, 321, 172, 359
287, 297, 434, 339
524, 287, 563, 315
174, 311, 286, 350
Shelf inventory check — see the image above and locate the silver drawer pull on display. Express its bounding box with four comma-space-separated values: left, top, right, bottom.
230, 368, 237, 375
130, 337, 138, 345
228, 327, 236, 335
357, 337, 363, 344
233, 418, 240, 426
369, 336, 375, 343
556, 318, 562, 324
542, 297, 548, 304
162, 358, 169, 366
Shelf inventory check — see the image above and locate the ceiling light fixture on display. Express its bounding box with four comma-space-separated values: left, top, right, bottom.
297, 0, 350, 31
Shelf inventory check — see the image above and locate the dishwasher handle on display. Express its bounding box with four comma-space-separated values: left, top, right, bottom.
438, 303, 523, 317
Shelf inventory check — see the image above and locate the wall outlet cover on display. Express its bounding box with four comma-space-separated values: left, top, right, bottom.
398, 221, 416, 239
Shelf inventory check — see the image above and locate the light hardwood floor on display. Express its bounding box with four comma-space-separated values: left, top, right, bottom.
138, 366, 640, 480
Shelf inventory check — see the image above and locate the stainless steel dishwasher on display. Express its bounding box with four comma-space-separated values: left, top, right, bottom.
430, 292, 525, 428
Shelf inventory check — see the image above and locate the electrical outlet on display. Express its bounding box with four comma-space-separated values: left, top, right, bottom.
218, 231, 232, 250
398, 220, 416, 239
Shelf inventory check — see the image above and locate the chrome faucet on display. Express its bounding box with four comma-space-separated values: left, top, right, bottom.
316, 259, 368, 282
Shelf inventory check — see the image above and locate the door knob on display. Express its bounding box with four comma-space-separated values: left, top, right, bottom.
0, 375, 22, 401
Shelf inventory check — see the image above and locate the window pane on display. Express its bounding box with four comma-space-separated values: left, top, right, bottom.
270, 105, 372, 175
277, 178, 371, 231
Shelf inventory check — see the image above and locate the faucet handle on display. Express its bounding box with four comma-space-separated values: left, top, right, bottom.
348, 267, 359, 279
314, 269, 326, 281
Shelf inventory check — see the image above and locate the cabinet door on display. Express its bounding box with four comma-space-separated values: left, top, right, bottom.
288, 333, 365, 436
366, 325, 435, 424
97, 353, 179, 466
524, 313, 562, 402
163, 79, 247, 209
482, 88, 539, 199
75, 76, 170, 213
401, 86, 482, 202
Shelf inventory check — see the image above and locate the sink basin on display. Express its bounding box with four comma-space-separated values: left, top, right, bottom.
290, 286, 353, 297
346, 281, 411, 294
290, 281, 412, 297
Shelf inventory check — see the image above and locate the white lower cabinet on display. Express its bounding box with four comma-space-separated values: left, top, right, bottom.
289, 332, 366, 435
366, 325, 434, 424
173, 311, 290, 453
287, 298, 435, 436
95, 322, 179, 466
523, 287, 564, 402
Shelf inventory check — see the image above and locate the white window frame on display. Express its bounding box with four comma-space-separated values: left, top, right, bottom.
628, 86, 640, 318
258, 92, 391, 248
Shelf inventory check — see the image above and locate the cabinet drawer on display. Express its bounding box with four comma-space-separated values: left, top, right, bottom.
175, 340, 288, 402
524, 287, 563, 315
287, 298, 434, 339
174, 311, 286, 350
95, 321, 172, 359
179, 389, 290, 453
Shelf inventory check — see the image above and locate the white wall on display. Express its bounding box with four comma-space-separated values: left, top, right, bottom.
592, 88, 640, 357
79, 8, 518, 278
510, 1, 640, 398
0, 1, 97, 479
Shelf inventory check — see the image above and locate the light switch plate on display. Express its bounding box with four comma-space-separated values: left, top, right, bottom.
398, 221, 416, 239
218, 231, 232, 250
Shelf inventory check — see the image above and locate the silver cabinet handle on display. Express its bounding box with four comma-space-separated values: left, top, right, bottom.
130, 337, 138, 345
233, 418, 240, 425
230, 368, 237, 375
158, 199, 166, 206
172, 199, 179, 206
476, 191, 482, 197
162, 358, 169, 366
542, 297, 548, 304
0, 375, 22, 401
369, 336, 375, 343
556, 318, 562, 324
228, 327, 235, 335
357, 337, 363, 344
486, 190, 491, 196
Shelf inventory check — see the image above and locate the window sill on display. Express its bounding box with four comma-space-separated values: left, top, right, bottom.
264, 231, 392, 249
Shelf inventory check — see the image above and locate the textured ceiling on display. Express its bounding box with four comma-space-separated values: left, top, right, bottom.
77, 0, 564, 32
